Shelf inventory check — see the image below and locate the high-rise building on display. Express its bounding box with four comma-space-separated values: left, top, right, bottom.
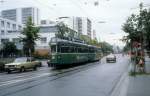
1, 7, 40, 25
92, 29, 96, 39
77, 17, 92, 38
57, 17, 92, 38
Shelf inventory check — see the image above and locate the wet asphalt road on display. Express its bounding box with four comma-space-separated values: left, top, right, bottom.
0, 54, 129, 96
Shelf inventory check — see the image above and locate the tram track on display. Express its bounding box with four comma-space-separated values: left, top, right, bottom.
0, 61, 101, 96
0, 67, 51, 82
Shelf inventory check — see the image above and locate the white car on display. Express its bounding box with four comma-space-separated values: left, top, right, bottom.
106, 54, 116, 63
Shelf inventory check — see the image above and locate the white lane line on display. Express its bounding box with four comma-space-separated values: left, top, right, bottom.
0, 73, 52, 87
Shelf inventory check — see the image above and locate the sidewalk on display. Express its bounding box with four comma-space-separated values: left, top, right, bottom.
127, 57, 150, 96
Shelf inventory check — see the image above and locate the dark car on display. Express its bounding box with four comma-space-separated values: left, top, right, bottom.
0, 61, 5, 71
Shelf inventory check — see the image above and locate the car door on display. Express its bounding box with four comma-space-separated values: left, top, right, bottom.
26, 58, 33, 68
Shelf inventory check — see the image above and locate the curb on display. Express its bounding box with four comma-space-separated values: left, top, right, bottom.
110, 72, 129, 96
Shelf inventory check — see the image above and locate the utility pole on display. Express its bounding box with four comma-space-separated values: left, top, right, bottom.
140, 4, 146, 73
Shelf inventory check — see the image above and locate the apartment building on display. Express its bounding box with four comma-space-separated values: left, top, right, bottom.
1, 7, 40, 25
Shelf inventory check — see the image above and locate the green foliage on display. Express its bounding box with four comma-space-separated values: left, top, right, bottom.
20, 17, 40, 56
122, 3, 150, 51
80, 35, 91, 44
56, 22, 69, 39
55, 22, 79, 40
123, 43, 131, 52
100, 42, 113, 54
0, 42, 18, 57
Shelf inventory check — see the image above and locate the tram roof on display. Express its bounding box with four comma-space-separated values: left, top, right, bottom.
50, 37, 101, 49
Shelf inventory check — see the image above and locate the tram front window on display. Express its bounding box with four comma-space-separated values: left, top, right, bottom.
51, 45, 56, 53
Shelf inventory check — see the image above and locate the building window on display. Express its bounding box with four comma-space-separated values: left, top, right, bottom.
7, 30, 12, 33
39, 26, 57, 33
7, 22, 10, 28
1, 21, 4, 27
1, 39, 9, 43
41, 20, 46, 24
12, 24, 16, 30
1, 30, 5, 35
40, 37, 47, 43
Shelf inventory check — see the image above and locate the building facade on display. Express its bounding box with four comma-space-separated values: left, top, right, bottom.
35, 24, 57, 50
1, 7, 40, 25
77, 17, 92, 38
0, 18, 57, 51
0, 17, 23, 49
57, 17, 92, 38
56, 17, 79, 32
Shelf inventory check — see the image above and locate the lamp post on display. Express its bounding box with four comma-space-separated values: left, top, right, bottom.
97, 21, 106, 56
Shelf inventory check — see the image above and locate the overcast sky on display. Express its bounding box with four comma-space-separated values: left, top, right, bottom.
0, 0, 150, 47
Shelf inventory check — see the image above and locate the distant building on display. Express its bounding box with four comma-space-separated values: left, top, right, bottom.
56, 17, 79, 32
1, 7, 40, 25
35, 24, 57, 50
80, 17, 91, 38
92, 29, 96, 39
57, 17, 92, 38
0, 17, 23, 49
0, 20, 57, 56
40, 20, 56, 25
0, 18, 57, 51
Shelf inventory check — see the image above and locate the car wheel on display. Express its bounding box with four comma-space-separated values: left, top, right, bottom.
7, 70, 11, 74
20, 67, 25, 72
39, 62, 42, 67
33, 65, 37, 71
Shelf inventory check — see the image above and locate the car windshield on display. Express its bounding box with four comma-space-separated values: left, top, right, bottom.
108, 54, 115, 57
14, 58, 27, 63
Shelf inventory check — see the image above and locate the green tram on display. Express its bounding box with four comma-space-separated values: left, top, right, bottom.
48, 37, 102, 67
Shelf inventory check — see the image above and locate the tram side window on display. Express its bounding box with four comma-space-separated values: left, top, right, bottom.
51, 45, 56, 53
75, 47, 78, 53
70, 47, 75, 53
89, 48, 94, 53
61, 46, 69, 53
78, 47, 82, 53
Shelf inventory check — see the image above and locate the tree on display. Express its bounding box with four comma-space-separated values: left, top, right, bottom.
0, 42, 18, 57
56, 22, 69, 39
99, 42, 113, 54
122, 3, 150, 73
122, 3, 150, 52
80, 35, 91, 44
20, 17, 40, 56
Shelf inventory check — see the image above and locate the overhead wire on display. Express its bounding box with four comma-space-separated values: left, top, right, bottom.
32, 0, 62, 17
68, 0, 91, 18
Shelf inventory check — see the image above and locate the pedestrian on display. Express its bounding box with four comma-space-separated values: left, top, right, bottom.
138, 57, 144, 72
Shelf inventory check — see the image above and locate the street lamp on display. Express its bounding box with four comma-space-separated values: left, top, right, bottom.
96, 21, 106, 56
98, 21, 106, 23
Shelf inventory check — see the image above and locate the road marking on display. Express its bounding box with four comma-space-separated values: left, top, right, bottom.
0, 73, 52, 87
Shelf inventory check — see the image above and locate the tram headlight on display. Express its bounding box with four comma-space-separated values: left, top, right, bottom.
58, 55, 61, 59
52, 56, 55, 59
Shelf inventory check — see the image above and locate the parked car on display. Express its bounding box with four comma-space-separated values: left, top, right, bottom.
0, 58, 14, 72
0, 61, 5, 72
106, 54, 116, 63
5, 57, 42, 73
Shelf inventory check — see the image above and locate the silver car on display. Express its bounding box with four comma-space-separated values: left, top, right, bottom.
106, 54, 116, 63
